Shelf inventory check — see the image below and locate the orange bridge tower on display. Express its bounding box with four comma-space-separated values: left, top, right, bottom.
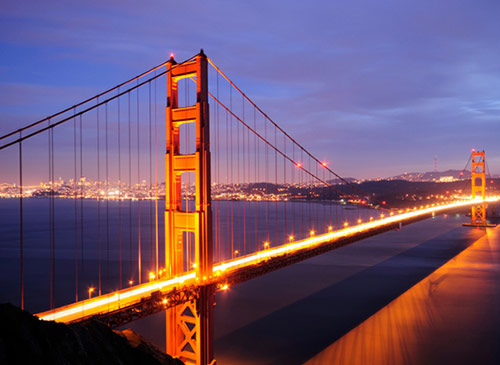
463, 150, 495, 228
165, 51, 215, 365
471, 150, 486, 226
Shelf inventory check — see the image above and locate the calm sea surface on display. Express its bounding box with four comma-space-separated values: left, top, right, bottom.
0, 198, 368, 310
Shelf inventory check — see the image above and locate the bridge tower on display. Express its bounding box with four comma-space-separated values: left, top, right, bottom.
470, 150, 487, 226
165, 51, 215, 365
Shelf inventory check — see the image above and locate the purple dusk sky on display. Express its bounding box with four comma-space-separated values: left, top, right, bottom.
1, 0, 500, 179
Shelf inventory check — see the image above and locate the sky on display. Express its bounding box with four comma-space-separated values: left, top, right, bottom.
1, 0, 500, 179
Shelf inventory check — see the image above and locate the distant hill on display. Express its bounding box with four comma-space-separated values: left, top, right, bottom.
390, 170, 471, 182
327, 170, 474, 184
326, 177, 357, 184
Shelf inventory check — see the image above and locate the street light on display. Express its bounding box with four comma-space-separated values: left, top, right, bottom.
88, 287, 94, 299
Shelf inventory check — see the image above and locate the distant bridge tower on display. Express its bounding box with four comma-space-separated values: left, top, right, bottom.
165, 51, 215, 365
470, 150, 487, 226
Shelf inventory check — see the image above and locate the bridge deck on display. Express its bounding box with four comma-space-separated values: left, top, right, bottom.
37, 199, 496, 326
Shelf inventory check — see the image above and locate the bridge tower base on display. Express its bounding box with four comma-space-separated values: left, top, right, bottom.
165, 51, 215, 365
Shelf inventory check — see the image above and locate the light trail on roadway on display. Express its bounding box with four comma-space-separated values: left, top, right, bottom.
37, 197, 499, 324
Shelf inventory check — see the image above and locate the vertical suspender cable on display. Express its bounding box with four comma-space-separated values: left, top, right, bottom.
315, 162, 318, 231
118, 89, 123, 290
265, 116, 269, 243
73, 110, 78, 302
254, 110, 258, 250
79, 114, 84, 296
105, 103, 110, 290
225, 109, 229, 260
229, 87, 234, 258
301, 149, 305, 237
248, 109, 252, 251
283, 134, 287, 243
335, 184, 338, 230
324, 169, 327, 227
51, 124, 56, 307
128, 93, 133, 283
215, 71, 221, 262
292, 143, 295, 239
309, 159, 313, 233
96, 99, 101, 295
213, 72, 217, 262
137, 83, 142, 284
154, 76, 159, 275
274, 126, 278, 245
329, 169, 333, 228
48, 122, 53, 309
236, 95, 239, 256
242, 97, 246, 255
19, 134, 24, 309
243, 100, 247, 255
48, 120, 55, 309
148, 82, 153, 271
236, 94, 240, 255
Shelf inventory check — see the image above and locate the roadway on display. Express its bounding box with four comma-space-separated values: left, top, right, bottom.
37, 197, 498, 325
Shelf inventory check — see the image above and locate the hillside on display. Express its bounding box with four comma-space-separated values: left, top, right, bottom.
390, 169, 470, 181
0, 303, 183, 365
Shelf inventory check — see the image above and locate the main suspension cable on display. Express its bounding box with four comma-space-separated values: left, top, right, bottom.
207, 58, 383, 206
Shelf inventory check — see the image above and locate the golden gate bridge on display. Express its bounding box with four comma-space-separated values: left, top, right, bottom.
0, 50, 496, 365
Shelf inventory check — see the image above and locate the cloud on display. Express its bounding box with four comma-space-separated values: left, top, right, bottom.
1, 0, 500, 179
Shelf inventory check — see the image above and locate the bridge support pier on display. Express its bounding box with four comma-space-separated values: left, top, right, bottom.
165, 51, 215, 365
166, 284, 215, 365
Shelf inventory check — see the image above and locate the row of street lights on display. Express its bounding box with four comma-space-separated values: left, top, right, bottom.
86, 202, 458, 299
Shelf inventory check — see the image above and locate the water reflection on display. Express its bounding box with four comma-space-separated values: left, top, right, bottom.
306, 226, 500, 365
